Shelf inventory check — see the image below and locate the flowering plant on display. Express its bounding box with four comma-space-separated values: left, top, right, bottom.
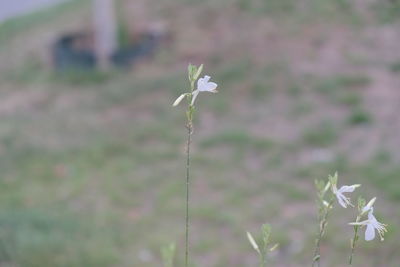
172, 64, 218, 267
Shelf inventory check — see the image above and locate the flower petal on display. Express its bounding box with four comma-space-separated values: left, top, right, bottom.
368, 208, 375, 220
336, 193, 347, 208
338, 184, 360, 193
197, 76, 210, 89
197, 75, 217, 92
365, 223, 375, 241
201, 82, 218, 92
202, 75, 210, 82
368, 210, 381, 228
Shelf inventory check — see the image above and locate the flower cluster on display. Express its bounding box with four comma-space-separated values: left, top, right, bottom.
349, 198, 388, 241
328, 173, 387, 242
313, 172, 388, 266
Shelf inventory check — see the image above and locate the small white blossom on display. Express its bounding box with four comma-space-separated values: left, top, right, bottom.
349, 208, 387, 241
332, 184, 360, 208
191, 75, 218, 105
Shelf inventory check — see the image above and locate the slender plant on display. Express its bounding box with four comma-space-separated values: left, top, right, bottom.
312, 178, 334, 267
348, 197, 387, 265
348, 196, 366, 265
312, 172, 360, 266
247, 224, 278, 267
173, 64, 218, 266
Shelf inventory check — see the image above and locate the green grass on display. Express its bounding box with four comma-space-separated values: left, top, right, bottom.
389, 61, 400, 72
336, 91, 362, 107
0, 210, 120, 267
373, 0, 400, 23
314, 74, 370, 96
249, 81, 272, 100
303, 121, 339, 147
200, 129, 275, 149
347, 108, 372, 125
356, 160, 400, 201
236, 0, 355, 24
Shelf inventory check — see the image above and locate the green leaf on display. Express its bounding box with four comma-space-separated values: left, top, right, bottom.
188, 64, 195, 81
193, 64, 203, 81
328, 172, 338, 187
187, 63, 201, 82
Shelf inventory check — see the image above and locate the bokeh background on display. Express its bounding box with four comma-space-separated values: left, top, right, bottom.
0, 0, 399, 266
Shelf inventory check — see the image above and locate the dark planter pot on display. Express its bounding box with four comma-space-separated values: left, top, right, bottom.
52, 32, 162, 71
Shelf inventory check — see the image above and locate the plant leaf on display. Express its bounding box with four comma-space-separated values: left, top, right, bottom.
247, 231, 260, 254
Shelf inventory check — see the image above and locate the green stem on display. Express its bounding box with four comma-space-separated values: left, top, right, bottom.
259, 254, 265, 267
185, 121, 192, 267
185, 72, 195, 267
312, 199, 333, 267
349, 216, 360, 265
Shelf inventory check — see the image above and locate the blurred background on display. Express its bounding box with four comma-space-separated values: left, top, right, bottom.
0, 0, 399, 266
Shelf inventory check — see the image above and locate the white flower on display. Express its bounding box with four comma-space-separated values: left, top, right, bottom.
349, 208, 387, 241
191, 75, 218, 105
332, 184, 360, 208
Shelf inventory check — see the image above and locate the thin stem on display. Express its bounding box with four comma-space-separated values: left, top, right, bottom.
184, 69, 195, 267
185, 121, 192, 267
260, 250, 267, 267
259, 254, 264, 267
312, 199, 333, 267
349, 216, 360, 265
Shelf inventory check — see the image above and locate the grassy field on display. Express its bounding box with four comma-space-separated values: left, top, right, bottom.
0, 0, 399, 266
